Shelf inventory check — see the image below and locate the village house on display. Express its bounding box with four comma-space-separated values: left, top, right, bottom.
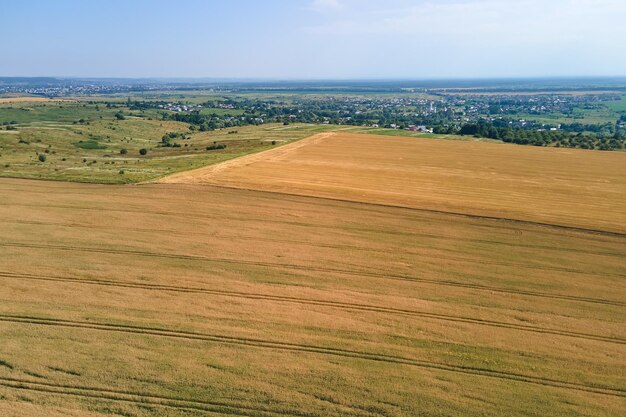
408, 125, 433, 133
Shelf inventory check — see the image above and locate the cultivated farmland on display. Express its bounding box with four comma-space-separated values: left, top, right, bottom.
0, 133, 625, 416
160, 132, 626, 233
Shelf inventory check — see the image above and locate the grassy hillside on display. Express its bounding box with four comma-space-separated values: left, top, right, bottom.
0, 99, 339, 183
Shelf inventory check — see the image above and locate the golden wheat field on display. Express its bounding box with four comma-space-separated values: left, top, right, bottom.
1, 132, 625, 416
161, 132, 626, 233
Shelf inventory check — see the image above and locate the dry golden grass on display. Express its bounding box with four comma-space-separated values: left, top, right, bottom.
0, 175, 624, 416
160, 132, 626, 234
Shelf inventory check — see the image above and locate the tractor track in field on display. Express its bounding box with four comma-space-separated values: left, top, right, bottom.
3, 218, 622, 258
1, 271, 624, 345
0, 239, 622, 280
0, 242, 623, 307
0, 376, 338, 417
1, 174, 626, 238
0, 314, 623, 398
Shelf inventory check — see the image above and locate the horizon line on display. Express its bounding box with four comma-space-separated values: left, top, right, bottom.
2, 75, 626, 82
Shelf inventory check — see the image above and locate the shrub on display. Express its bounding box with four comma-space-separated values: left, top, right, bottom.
115, 112, 125, 120
206, 143, 227, 151
139, 148, 148, 155
119, 170, 125, 175
120, 148, 128, 155
38, 154, 46, 162
271, 140, 277, 145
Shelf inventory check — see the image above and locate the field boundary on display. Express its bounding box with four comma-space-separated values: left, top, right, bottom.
180, 184, 626, 238
155, 132, 335, 184
1, 176, 624, 237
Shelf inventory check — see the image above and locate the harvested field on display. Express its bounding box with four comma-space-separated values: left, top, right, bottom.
0, 176, 625, 416
160, 132, 626, 234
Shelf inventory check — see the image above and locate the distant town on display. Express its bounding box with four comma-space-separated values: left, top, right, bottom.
2, 77, 625, 150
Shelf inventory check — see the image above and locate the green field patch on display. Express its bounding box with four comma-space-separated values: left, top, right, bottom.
199, 107, 245, 116
73, 139, 107, 150
603, 96, 626, 112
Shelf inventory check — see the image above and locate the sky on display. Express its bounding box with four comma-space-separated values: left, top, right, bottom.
1, 0, 625, 79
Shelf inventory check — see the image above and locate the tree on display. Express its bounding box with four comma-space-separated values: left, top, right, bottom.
115, 112, 125, 120
139, 148, 148, 155
120, 148, 128, 155
38, 154, 46, 162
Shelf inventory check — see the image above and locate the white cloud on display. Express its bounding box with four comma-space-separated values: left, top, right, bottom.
306, 0, 626, 44
299, 0, 626, 77
309, 0, 343, 12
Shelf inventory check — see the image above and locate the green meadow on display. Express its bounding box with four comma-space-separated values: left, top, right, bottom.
0, 100, 337, 183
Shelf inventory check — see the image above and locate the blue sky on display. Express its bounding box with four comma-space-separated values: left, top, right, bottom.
2, 0, 625, 79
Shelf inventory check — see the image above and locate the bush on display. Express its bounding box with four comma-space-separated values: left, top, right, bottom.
119, 170, 125, 175
38, 154, 46, 162
115, 112, 125, 120
120, 148, 128, 155
206, 143, 227, 151
139, 148, 148, 155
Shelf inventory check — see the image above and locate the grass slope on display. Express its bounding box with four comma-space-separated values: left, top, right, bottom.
0, 98, 337, 183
